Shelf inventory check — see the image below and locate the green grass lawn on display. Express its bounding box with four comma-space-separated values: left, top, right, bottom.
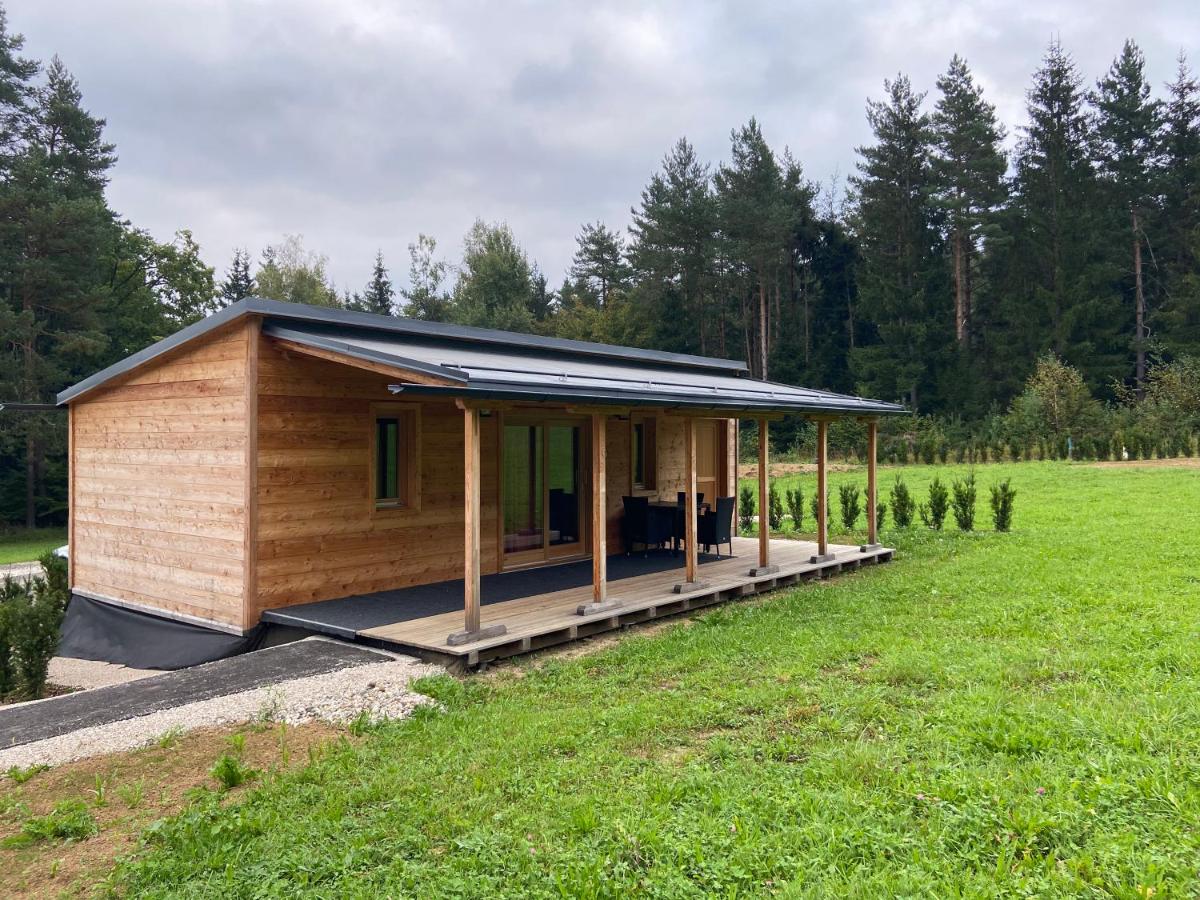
0, 527, 66, 566
113, 461, 1200, 896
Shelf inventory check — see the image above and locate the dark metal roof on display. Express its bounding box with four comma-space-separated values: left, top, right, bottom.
57, 297, 905, 416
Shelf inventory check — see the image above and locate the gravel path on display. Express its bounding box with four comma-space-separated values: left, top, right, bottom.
0, 653, 440, 771
48, 656, 157, 689
0, 561, 40, 581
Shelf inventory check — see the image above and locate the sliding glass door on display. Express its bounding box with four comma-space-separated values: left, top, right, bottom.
502, 417, 585, 567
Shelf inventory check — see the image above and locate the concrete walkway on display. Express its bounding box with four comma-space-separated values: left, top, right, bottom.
0, 639, 390, 750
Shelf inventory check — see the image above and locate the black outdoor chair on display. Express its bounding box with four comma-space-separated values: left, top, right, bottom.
698, 495, 736, 558
676, 491, 705, 508
622, 495, 672, 556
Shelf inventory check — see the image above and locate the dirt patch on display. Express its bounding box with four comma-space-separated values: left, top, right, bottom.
0, 721, 341, 897
741, 461, 861, 480
1089, 457, 1200, 469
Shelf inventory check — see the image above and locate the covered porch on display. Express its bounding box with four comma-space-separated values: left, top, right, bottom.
264, 536, 893, 667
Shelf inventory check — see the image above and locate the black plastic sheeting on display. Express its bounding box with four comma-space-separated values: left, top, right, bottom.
58, 594, 269, 670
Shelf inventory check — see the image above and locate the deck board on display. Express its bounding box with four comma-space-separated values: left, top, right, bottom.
358, 537, 893, 664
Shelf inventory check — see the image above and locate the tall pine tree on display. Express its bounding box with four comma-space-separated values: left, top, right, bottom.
931, 55, 1006, 350
1157, 54, 1200, 357
356, 250, 395, 316
850, 75, 943, 408
1093, 40, 1161, 395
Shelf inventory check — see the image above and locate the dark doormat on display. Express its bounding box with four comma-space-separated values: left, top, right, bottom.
263, 549, 731, 638
0, 639, 386, 750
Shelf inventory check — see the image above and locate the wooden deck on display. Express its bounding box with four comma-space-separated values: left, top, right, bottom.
358, 537, 893, 667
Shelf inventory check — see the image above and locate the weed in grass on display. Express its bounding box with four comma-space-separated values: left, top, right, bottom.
154, 725, 184, 749
6, 763, 49, 784
89, 774, 108, 808
252, 691, 283, 727
117, 780, 145, 810
210, 754, 258, 791
5, 800, 97, 847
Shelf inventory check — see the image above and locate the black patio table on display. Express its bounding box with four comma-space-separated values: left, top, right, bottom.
647, 499, 709, 554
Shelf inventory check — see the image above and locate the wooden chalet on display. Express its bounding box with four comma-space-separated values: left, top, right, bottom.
56, 299, 903, 668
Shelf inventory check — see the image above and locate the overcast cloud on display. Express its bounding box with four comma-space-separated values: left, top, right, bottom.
10, 1, 1198, 292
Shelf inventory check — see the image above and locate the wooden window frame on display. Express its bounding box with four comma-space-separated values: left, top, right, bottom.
370, 402, 421, 515
630, 413, 658, 495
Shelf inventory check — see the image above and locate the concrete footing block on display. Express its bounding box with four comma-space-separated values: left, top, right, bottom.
576, 599, 625, 616
672, 580, 711, 595
748, 564, 780, 577
809, 552, 837, 565
859, 543, 883, 553
446, 623, 507, 646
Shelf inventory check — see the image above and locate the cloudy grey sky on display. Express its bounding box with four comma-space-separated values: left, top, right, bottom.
11, 1, 1198, 293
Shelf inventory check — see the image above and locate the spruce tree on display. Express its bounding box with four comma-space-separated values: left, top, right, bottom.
1093, 40, 1161, 396
850, 75, 942, 408
714, 119, 787, 379
931, 55, 1006, 350
1156, 54, 1200, 356
219, 247, 253, 307
1002, 40, 1123, 395
627, 138, 717, 355
569, 222, 627, 309
357, 250, 395, 316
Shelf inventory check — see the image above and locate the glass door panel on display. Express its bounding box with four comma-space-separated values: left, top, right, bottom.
503, 424, 543, 558
547, 424, 582, 552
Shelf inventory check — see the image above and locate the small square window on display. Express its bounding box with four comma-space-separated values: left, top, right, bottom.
632, 415, 656, 491
373, 406, 418, 510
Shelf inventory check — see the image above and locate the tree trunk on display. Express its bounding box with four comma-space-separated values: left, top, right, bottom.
953, 228, 967, 345
758, 264, 768, 381
1133, 209, 1145, 400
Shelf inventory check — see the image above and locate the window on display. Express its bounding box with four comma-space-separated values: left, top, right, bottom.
373, 405, 419, 510
631, 415, 657, 491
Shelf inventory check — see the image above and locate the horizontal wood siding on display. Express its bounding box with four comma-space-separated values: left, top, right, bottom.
71, 322, 250, 628
250, 338, 499, 619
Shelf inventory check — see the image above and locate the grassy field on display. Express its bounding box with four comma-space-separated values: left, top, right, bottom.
100, 461, 1200, 895
0, 527, 66, 566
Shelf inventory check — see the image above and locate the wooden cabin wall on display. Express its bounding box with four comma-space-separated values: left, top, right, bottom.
70, 321, 250, 629
251, 337, 499, 622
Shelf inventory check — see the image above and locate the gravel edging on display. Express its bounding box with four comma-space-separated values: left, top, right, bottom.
0, 655, 441, 771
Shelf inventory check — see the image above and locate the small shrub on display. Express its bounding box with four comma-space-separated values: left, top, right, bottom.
890, 478, 914, 528
809, 492, 831, 527
919, 478, 949, 530
5, 800, 97, 847
990, 479, 1016, 532
838, 484, 861, 531
0, 558, 70, 700
950, 473, 977, 532
767, 485, 784, 531
874, 501, 887, 533
738, 485, 755, 533
211, 753, 258, 791
785, 487, 804, 532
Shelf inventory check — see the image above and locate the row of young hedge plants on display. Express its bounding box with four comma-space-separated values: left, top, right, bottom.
738, 475, 1016, 536
0, 553, 70, 700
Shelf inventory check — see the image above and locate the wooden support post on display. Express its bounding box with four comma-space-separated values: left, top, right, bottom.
674, 416, 709, 594
448, 404, 506, 646
749, 418, 778, 576
862, 419, 881, 551
811, 418, 835, 564
578, 412, 622, 615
